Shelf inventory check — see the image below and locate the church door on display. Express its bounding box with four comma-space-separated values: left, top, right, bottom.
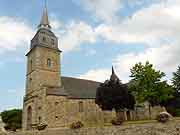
27, 106, 32, 130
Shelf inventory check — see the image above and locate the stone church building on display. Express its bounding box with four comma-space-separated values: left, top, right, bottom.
22, 7, 164, 130
22, 7, 105, 130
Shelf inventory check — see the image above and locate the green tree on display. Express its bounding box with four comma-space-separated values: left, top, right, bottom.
165, 66, 180, 116
1, 109, 22, 131
129, 61, 173, 119
172, 66, 180, 92
96, 67, 135, 122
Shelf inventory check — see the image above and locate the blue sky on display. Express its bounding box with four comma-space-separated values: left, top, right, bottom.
0, 0, 180, 112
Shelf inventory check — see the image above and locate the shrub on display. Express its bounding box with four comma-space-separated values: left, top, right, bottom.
37, 123, 47, 131
1, 109, 22, 131
70, 121, 84, 129
156, 112, 171, 123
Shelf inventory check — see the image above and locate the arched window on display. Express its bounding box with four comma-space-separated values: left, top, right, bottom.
47, 58, 52, 68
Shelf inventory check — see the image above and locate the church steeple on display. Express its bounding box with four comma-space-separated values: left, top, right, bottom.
28, 1, 60, 51
110, 66, 119, 82
38, 1, 51, 29
25, 2, 61, 94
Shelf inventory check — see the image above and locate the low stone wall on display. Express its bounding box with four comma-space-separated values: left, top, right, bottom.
5, 120, 180, 135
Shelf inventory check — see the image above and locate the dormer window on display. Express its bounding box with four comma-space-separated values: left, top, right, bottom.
47, 58, 52, 68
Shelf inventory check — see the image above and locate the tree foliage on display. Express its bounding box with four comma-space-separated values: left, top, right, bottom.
129, 61, 174, 107
165, 66, 180, 116
95, 79, 135, 112
1, 109, 22, 131
172, 66, 180, 92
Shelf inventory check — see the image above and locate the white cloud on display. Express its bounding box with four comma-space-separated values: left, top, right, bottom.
79, 68, 111, 82
52, 0, 180, 54
113, 42, 180, 82
79, 42, 180, 83
95, 0, 180, 46
79, 0, 166, 23
56, 21, 97, 52
80, 0, 122, 23
0, 16, 33, 53
79, 0, 180, 83
0, 15, 97, 54
0, 0, 178, 85
51, 19, 63, 30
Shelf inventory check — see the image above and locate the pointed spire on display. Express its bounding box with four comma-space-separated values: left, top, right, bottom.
110, 66, 119, 82
38, 0, 51, 29
112, 66, 115, 75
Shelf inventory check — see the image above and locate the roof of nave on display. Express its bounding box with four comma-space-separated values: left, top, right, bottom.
46, 76, 101, 99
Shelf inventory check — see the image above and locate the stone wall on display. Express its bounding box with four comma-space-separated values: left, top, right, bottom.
134, 104, 165, 120
23, 90, 165, 130
45, 97, 116, 128
45, 95, 67, 128
26, 46, 61, 95
22, 87, 47, 130
7, 120, 180, 135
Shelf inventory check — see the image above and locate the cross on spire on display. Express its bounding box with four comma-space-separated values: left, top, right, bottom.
38, 0, 51, 29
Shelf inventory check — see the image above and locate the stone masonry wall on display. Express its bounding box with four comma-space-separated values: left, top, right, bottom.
45, 97, 116, 128
7, 120, 180, 135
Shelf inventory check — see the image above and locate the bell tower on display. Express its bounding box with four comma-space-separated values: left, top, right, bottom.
22, 2, 62, 130
25, 5, 62, 95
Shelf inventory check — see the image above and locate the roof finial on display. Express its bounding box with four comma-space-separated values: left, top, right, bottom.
38, 0, 51, 29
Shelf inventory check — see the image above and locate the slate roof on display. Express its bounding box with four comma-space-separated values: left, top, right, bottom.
46, 76, 101, 99
46, 86, 68, 96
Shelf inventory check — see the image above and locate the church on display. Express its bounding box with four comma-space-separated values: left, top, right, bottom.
22, 7, 164, 130
22, 6, 106, 130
